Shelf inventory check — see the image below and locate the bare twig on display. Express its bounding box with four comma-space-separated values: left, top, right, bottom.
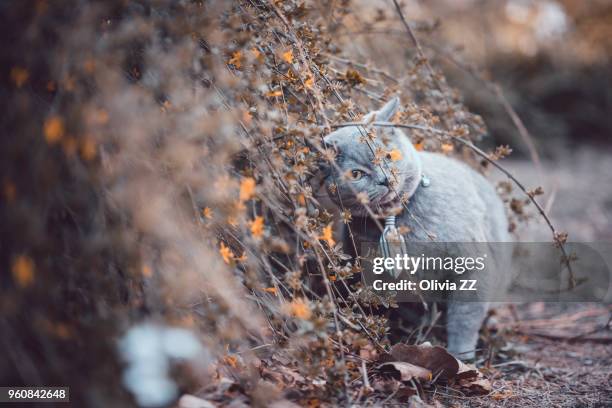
428, 42, 542, 171
391, 0, 454, 124
324, 53, 399, 84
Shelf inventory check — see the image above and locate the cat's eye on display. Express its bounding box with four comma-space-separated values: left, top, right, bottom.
350, 169, 365, 180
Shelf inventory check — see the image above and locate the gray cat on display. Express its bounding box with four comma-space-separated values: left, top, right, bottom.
322, 98, 511, 359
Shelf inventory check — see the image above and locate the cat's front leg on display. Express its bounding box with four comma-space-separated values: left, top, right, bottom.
446, 300, 488, 360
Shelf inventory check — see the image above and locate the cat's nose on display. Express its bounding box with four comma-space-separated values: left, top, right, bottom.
378, 178, 389, 187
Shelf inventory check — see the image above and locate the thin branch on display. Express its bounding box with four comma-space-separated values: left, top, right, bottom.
391, 0, 454, 124
324, 53, 399, 84
334, 20, 544, 174
426, 41, 542, 171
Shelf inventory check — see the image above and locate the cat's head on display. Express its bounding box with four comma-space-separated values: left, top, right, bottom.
322, 97, 422, 215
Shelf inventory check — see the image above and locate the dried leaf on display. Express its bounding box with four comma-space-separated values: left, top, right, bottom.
388, 149, 402, 162
202, 207, 213, 219
80, 137, 97, 160
282, 49, 294, 64
287, 298, 311, 319
304, 75, 314, 89
455, 361, 479, 381
239, 177, 256, 201
3, 180, 16, 202
378, 361, 432, 382
345, 69, 366, 86
319, 224, 335, 247
10, 66, 29, 88
44, 116, 64, 144
12, 255, 35, 288
228, 216, 240, 228
388, 343, 459, 381
250, 216, 264, 238
441, 142, 454, 154
223, 354, 238, 368
250, 47, 264, 63
265, 89, 283, 97
458, 377, 492, 395
141, 264, 153, 278
219, 242, 233, 264
228, 51, 242, 68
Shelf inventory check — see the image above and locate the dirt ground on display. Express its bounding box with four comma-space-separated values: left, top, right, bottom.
453, 147, 612, 407
432, 302, 611, 407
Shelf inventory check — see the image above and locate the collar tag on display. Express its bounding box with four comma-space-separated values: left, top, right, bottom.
421, 174, 431, 187
379, 215, 407, 279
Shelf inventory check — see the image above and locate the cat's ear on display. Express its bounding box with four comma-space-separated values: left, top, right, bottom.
362, 97, 400, 123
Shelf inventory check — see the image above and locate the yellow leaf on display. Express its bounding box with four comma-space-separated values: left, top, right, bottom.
160, 100, 172, 113
80, 137, 97, 161
388, 149, 402, 162
228, 51, 242, 69
265, 89, 282, 98
63, 75, 76, 92
91, 108, 109, 125
239, 177, 256, 201
441, 142, 454, 154
297, 193, 306, 206
304, 75, 314, 89
3, 180, 16, 202
141, 265, 153, 278
319, 224, 335, 247
10, 66, 29, 88
44, 116, 64, 144
202, 207, 213, 219
282, 49, 294, 64
62, 136, 77, 157
345, 69, 366, 86
12, 255, 35, 288
83, 58, 96, 74
414, 141, 424, 151
288, 298, 311, 319
219, 242, 234, 264
241, 109, 252, 125
52, 323, 72, 339
227, 215, 239, 227
249, 216, 264, 238
223, 355, 238, 368
250, 47, 264, 63
263, 287, 277, 295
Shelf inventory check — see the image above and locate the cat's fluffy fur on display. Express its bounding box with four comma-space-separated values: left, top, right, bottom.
323, 98, 511, 359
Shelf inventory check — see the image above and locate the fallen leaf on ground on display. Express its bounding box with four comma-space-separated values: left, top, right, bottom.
455, 361, 479, 381
458, 377, 492, 395
378, 361, 432, 382
389, 343, 459, 381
